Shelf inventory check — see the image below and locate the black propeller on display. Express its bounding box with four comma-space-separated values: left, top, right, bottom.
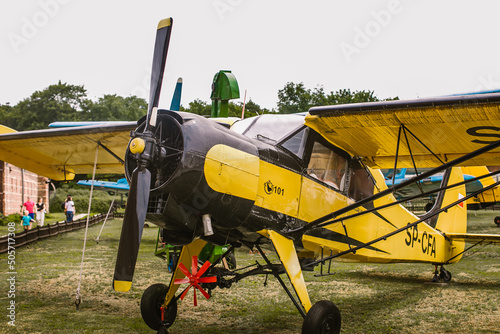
113, 18, 173, 292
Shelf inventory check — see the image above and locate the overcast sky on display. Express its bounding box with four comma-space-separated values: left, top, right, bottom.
2, 1, 500, 111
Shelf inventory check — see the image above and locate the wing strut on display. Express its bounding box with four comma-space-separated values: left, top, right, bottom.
97, 141, 125, 165
313, 168, 500, 230
392, 124, 445, 194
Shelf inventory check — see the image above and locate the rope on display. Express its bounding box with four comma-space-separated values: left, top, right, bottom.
75, 145, 99, 310
95, 194, 116, 243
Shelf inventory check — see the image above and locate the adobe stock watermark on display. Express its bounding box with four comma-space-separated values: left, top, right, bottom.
213, 0, 244, 21
474, 74, 500, 93
130, 67, 152, 100
7, 0, 73, 54
339, 0, 404, 64
6, 221, 17, 327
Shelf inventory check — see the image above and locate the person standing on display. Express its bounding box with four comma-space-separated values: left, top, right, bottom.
65, 195, 75, 222
36, 198, 46, 227
23, 197, 36, 220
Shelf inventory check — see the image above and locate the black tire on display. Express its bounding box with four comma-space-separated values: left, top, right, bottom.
225, 252, 237, 269
140, 283, 177, 330
494, 216, 500, 227
439, 268, 452, 283
302, 300, 341, 334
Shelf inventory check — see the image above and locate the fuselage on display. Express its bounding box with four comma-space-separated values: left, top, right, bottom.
125, 110, 466, 265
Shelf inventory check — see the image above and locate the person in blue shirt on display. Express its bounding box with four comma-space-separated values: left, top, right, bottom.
21, 210, 35, 231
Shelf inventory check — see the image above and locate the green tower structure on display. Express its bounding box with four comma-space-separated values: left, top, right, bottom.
210, 70, 240, 118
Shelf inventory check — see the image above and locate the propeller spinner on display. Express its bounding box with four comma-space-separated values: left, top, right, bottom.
113, 18, 173, 292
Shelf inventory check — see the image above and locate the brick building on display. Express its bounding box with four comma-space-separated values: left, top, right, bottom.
0, 161, 49, 215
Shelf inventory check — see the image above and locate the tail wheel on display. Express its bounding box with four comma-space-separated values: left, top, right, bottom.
439, 267, 452, 283
302, 300, 341, 334
140, 283, 177, 330
494, 216, 500, 227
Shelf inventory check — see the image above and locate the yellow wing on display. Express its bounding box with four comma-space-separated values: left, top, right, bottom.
305, 93, 500, 168
0, 122, 136, 180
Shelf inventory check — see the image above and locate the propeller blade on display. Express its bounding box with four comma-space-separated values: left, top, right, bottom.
193, 288, 198, 306
196, 260, 211, 278
113, 167, 151, 291
191, 255, 198, 276
145, 17, 173, 130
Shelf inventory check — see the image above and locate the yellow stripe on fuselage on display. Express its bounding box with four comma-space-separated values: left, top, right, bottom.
205, 144, 260, 201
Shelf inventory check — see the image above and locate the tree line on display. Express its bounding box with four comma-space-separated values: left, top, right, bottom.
0, 81, 397, 130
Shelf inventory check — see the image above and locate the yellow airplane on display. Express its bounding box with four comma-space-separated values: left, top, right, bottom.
1, 18, 500, 334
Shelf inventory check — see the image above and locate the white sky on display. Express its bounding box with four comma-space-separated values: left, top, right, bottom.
2, 0, 500, 111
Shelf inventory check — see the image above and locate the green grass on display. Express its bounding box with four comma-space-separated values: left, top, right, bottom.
0, 211, 499, 333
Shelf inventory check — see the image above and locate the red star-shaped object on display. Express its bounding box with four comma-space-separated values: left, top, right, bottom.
174, 255, 217, 306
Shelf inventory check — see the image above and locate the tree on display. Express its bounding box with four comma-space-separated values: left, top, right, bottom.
0, 103, 16, 129
11, 81, 91, 130
181, 99, 211, 116
277, 82, 313, 114
277, 82, 398, 114
181, 98, 271, 119
90, 95, 147, 121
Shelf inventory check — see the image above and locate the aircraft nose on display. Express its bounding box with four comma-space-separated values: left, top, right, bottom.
125, 111, 184, 193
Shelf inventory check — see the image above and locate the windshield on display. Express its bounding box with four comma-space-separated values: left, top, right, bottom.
231, 114, 306, 142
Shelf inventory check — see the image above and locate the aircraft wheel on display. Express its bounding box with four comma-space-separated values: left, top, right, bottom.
141, 283, 177, 330
302, 300, 341, 334
494, 216, 500, 227
439, 267, 452, 283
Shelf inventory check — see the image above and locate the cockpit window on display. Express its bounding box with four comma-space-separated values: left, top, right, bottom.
231, 114, 305, 142
307, 141, 347, 191
280, 127, 309, 159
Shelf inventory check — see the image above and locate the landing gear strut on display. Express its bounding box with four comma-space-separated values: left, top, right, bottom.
431, 265, 452, 283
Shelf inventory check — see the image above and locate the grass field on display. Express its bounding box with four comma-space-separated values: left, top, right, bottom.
1, 211, 499, 334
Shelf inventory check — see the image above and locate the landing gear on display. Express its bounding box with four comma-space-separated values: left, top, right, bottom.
302, 300, 341, 334
140, 283, 177, 331
494, 216, 500, 227
431, 265, 452, 283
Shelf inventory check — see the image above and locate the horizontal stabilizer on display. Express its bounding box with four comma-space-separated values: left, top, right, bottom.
445, 233, 500, 245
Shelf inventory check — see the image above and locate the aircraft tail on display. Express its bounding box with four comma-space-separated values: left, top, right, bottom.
169, 77, 183, 111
